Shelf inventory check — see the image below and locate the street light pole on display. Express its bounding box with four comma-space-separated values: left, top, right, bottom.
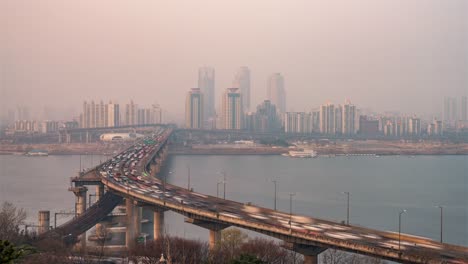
187, 165, 191, 191
399, 209, 407, 252
271, 180, 277, 210
436, 205, 443, 243
222, 171, 226, 199
342, 192, 350, 225
289, 193, 296, 232
217, 181, 223, 198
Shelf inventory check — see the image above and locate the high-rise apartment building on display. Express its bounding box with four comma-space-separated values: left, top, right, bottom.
185, 88, 204, 129
267, 73, 286, 114
255, 100, 281, 133
320, 103, 335, 134
221, 88, 243, 130
284, 112, 312, 134
198, 67, 215, 124
233, 67, 251, 112
125, 100, 138, 126
342, 101, 356, 135
107, 102, 120, 127
408, 117, 421, 136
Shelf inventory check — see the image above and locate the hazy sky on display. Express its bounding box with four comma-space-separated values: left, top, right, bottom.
1, 0, 467, 121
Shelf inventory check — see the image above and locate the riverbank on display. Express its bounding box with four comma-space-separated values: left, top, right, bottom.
1, 140, 467, 156
0, 142, 131, 155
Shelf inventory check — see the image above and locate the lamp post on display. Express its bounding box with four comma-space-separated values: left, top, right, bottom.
216, 181, 224, 198
187, 165, 191, 191
271, 180, 277, 210
289, 193, 296, 232
398, 209, 407, 252
435, 205, 443, 243
342, 192, 350, 225
218, 171, 227, 199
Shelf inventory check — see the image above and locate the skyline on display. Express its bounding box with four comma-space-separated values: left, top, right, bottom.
1, 0, 467, 121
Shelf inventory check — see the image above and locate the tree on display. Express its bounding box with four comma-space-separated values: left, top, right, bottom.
0, 240, 35, 263
321, 249, 386, 264
230, 253, 265, 264
220, 228, 248, 259
0, 202, 27, 244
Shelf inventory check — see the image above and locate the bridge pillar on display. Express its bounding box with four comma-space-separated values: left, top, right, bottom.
125, 198, 141, 249
38, 210, 50, 235
70, 186, 88, 252
86, 131, 90, 143
283, 243, 326, 264
153, 207, 166, 240
95, 184, 105, 236
184, 218, 229, 250
58, 132, 62, 144
66, 133, 71, 144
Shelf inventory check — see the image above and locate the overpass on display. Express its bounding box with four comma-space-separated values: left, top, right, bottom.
42, 128, 467, 264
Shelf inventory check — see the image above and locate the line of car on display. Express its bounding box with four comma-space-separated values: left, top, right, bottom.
96, 128, 464, 263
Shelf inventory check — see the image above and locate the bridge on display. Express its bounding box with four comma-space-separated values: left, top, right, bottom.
39, 127, 467, 264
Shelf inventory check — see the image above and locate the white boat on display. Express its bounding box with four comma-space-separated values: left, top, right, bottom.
286, 150, 318, 158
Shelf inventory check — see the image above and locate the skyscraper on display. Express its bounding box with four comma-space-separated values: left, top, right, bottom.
221, 88, 243, 130
233, 67, 251, 112
185, 88, 204, 129
443, 97, 457, 124
320, 103, 335, 134
462, 96, 467, 121
284, 112, 312, 134
267, 73, 286, 114
198, 67, 215, 124
342, 101, 356, 135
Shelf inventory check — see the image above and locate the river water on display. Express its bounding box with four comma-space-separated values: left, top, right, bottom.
0, 154, 466, 247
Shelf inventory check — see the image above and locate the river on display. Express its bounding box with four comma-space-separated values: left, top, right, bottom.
0, 154, 466, 246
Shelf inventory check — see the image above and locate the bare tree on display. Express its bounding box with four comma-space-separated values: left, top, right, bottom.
321, 249, 386, 264
0, 201, 27, 244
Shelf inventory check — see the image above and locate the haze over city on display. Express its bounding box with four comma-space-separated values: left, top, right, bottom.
1, 0, 467, 122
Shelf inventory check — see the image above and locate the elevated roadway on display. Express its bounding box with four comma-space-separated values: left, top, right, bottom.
50, 128, 467, 263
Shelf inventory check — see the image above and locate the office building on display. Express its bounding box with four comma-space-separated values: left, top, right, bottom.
185, 88, 204, 129
408, 117, 421, 136
266, 73, 286, 114
125, 100, 138, 126
221, 88, 243, 130
359, 116, 379, 137
233, 67, 251, 112
462, 96, 467, 121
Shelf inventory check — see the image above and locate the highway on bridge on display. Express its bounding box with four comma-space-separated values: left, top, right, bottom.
55, 127, 467, 264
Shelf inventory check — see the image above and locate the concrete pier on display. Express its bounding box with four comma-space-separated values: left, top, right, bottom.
184, 218, 229, 250
38, 210, 50, 235
70, 186, 88, 252
125, 198, 141, 249
283, 243, 325, 264
153, 208, 165, 240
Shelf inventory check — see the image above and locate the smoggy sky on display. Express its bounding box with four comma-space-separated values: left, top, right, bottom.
1, 0, 467, 121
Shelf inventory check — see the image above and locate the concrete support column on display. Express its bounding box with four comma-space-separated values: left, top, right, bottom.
303, 255, 319, 264
66, 133, 71, 144
125, 199, 141, 249
153, 208, 165, 240
38, 210, 50, 235
70, 186, 88, 252
283, 243, 326, 264
95, 184, 105, 236
95, 184, 104, 201
209, 229, 221, 250
85, 131, 89, 143
184, 218, 229, 251
58, 133, 62, 144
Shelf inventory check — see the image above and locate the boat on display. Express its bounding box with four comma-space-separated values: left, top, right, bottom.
285, 149, 318, 158
25, 149, 49, 156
